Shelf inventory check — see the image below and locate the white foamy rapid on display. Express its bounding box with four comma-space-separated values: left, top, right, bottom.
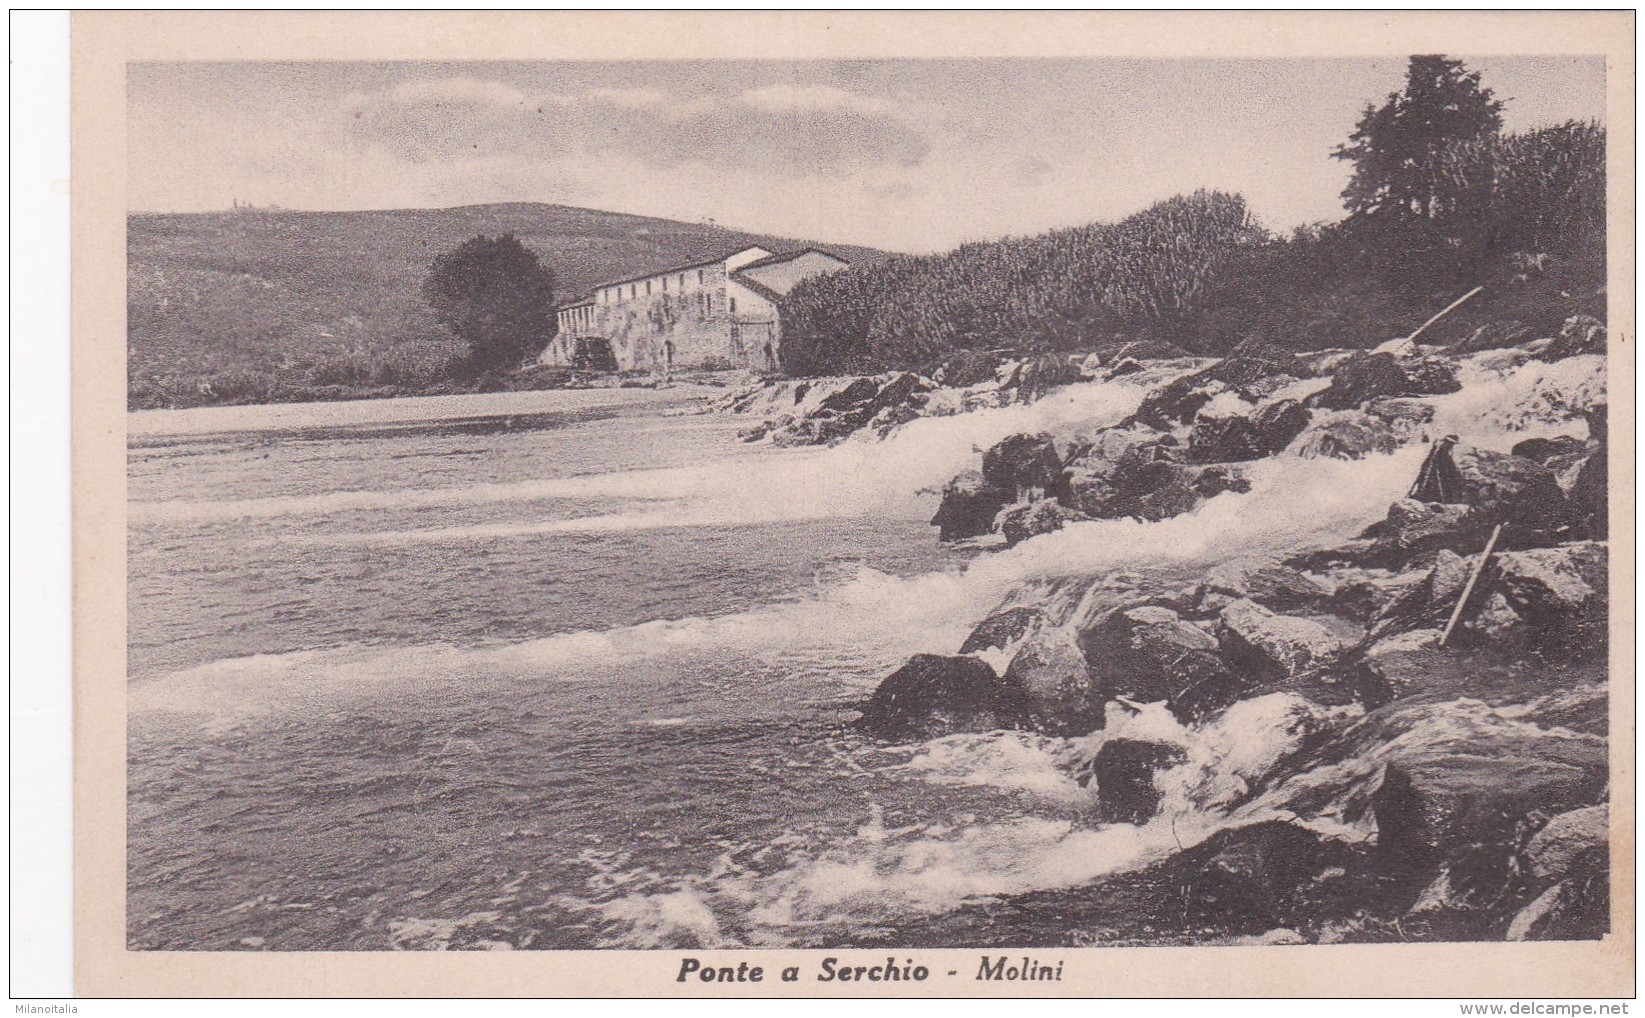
129, 371, 1156, 536
585, 691, 1359, 947
132, 351, 1590, 721
130, 437, 1426, 723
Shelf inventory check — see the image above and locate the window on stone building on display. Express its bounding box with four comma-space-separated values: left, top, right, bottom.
697, 269, 704, 284
679, 273, 686, 288
630, 284, 636, 298
662, 276, 667, 291
730, 297, 737, 313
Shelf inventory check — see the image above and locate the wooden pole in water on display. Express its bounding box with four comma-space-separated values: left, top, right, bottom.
1406, 286, 1484, 345
1439, 522, 1504, 647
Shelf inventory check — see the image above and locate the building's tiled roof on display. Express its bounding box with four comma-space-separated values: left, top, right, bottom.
735, 247, 850, 273
591, 245, 773, 292
729, 275, 785, 303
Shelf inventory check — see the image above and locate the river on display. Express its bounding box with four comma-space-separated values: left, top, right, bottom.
126, 358, 1589, 950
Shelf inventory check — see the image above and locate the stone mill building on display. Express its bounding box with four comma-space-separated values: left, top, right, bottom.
541, 245, 849, 374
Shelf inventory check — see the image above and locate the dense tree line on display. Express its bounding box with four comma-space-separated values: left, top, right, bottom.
779, 191, 1262, 375
779, 56, 1606, 376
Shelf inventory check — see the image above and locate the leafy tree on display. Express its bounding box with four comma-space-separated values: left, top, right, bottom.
1334, 55, 1505, 221
422, 234, 558, 374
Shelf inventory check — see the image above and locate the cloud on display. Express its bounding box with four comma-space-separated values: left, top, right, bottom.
1011, 154, 1053, 186
342, 75, 931, 178
386, 76, 530, 108
586, 87, 672, 108
736, 83, 895, 115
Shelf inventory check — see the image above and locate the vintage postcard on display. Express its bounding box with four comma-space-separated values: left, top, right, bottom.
72, 11, 1633, 998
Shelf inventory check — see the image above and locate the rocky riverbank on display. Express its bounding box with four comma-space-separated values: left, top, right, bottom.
727, 315, 1612, 946
707, 350, 1094, 447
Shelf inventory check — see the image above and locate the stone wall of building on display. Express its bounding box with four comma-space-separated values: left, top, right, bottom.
542, 245, 843, 374
597, 261, 738, 372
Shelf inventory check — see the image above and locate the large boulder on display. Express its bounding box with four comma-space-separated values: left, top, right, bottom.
1489, 541, 1608, 645
1353, 627, 1560, 705
1365, 397, 1438, 438
868, 403, 922, 436
1525, 805, 1608, 882
931, 469, 1013, 542
863, 372, 931, 419
1058, 421, 1174, 472
959, 606, 1046, 655
1364, 550, 1472, 641
1329, 565, 1433, 622
1312, 352, 1461, 411
1373, 745, 1605, 872
1177, 822, 1359, 933
1066, 456, 1199, 522
1211, 343, 1313, 390
931, 348, 1012, 388
1540, 314, 1607, 361
1218, 599, 1350, 678
1060, 459, 1121, 518
1506, 865, 1609, 941
1193, 464, 1253, 499
1295, 412, 1402, 460
1253, 399, 1314, 451
1249, 696, 1608, 918
1455, 447, 1575, 533
1110, 460, 1203, 522
1569, 404, 1608, 538
1379, 498, 1478, 553
1187, 401, 1309, 464
1401, 357, 1463, 396
1454, 320, 1534, 355
981, 432, 1064, 495
1199, 561, 1335, 614
768, 414, 859, 447
997, 497, 1084, 548
1313, 352, 1414, 410
1102, 338, 1194, 362
815, 376, 880, 414
1004, 353, 1083, 401
1187, 414, 1267, 464
1088, 738, 1187, 823
1135, 375, 1225, 427
1357, 629, 1447, 703
1003, 628, 1103, 734
1511, 434, 1588, 466
1570, 452, 1607, 539
858, 654, 1033, 740
1080, 605, 1237, 720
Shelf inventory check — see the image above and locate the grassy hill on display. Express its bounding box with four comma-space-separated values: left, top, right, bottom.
127, 202, 890, 409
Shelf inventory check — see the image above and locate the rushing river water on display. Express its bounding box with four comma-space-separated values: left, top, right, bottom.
127, 359, 1593, 951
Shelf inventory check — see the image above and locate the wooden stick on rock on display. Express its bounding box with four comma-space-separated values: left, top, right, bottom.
1439, 522, 1504, 648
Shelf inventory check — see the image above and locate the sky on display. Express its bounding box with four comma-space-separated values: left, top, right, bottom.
127, 57, 1606, 253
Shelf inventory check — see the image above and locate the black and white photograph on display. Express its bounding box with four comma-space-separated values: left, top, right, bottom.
66, 10, 1632, 997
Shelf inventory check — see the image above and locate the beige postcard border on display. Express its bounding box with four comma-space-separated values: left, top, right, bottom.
72, 11, 1636, 998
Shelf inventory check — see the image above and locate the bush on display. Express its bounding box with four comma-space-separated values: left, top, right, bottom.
779, 191, 1262, 375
